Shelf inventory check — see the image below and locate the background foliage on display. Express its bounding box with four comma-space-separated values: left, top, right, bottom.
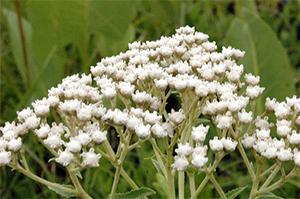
0, 0, 299, 198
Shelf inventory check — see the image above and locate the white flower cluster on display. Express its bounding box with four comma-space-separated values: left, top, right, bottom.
0, 26, 299, 172
242, 96, 300, 166
172, 124, 209, 171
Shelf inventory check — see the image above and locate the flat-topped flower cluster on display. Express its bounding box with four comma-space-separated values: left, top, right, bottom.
0, 26, 299, 198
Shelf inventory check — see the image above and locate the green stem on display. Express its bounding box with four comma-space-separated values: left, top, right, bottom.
67, 166, 92, 199
237, 141, 255, 180
209, 174, 227, 199
259, 164, 281, 190
110, 166, 122, 198
103, 140, 138, 189
191, 176, 209, 199
178, 171, 185, 199
259, 163, 277, 178
257, 167, 297, 195
192, 152, 225, 199
150, 138, 167, 177
188, 172, 195, 197
13, 165, 76, 195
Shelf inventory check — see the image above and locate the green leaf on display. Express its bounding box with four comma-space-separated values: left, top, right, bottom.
224, 9, 295, 112
111, 187, 156, 199
225, 185, 248, 199
258, 192, 284, 199
2, 8, 32, 86
27, 0, 136, 71
151, 158, 161, 172
47, 184, 77, 198
152, 173, 168, 198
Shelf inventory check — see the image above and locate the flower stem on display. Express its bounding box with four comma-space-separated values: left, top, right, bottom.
188, 172, 195, 196
178, 171, 185, 199
237, 141, 255, 180
13, 165, 77, 196
208, 174, 227, 199
191, 176, 209, 199
259, 164, 281, 190
67, 166, 92, 199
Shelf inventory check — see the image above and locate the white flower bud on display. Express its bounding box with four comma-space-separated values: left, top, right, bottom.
277, 148, 293, 162
221, 137, 237, 151
151, 124, 167, 138
135, 124, 151, 138
209, 137, 223, 152
169, 109, 185, 125
8, 137, 22, 152
66, 139, 82, 153
175, 143, 192, 156
35, 124, 50, 138
91, 130, 107, 143
81, 150, 101, 167
192, 124, 209, 142
172, 155, 189, 171
242, 134, 256, 149
56, 150, 74, 166
0, 151, 11, 166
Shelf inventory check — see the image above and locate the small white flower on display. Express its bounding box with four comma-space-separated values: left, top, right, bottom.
216, 113, 232, 129
44, 134, 63, 149
56, 150, 74, 166
192, 155, 208, 168
276, 120, 291, 137
91, 130, 107, 143
262, 147, 277, 159
162, 122, 174, 137
277, 148, 293, 161
81, 150, 101, 167
76, 132, 92, 146
8, 137, 22, 152
221, 137, 237, 151
175, 143, 192, 156
191, 124, 209, 142
25, 115, 40, 129
168, 109, 185, 125
256, 129, 270, 139
246, 85, 264, 99
244, 73, 260, 85
287, 132, 300, 145
151, 123, 167, 138
144, 111, 161, 124
35, 124, 51, 138
238, 110, 252, 124
209, 137, 223, 152
172, 155, 189, 171
242, 134, 256, 149
294, 151, 300, 166
66, 139, 82, 153
135, 124, 151, 138
0, 151, 11, 166
0, 139, 7, 151
77, 107, 92, 121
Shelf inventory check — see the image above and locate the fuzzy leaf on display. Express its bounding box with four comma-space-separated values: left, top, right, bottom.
47, 184, 77, 198
111, 187, 156, 199
258, 192, 284, 199
226, 185, 248, 199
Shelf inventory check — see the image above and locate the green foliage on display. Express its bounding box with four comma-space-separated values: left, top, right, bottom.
111, 187, 156, 199
224, 8, 296, 112
225, 185, 248, 199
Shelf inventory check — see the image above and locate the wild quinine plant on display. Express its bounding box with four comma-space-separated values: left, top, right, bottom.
0, 26, 299, 199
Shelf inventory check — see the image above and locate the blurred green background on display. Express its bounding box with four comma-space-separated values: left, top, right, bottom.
0, 0, 299, 198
